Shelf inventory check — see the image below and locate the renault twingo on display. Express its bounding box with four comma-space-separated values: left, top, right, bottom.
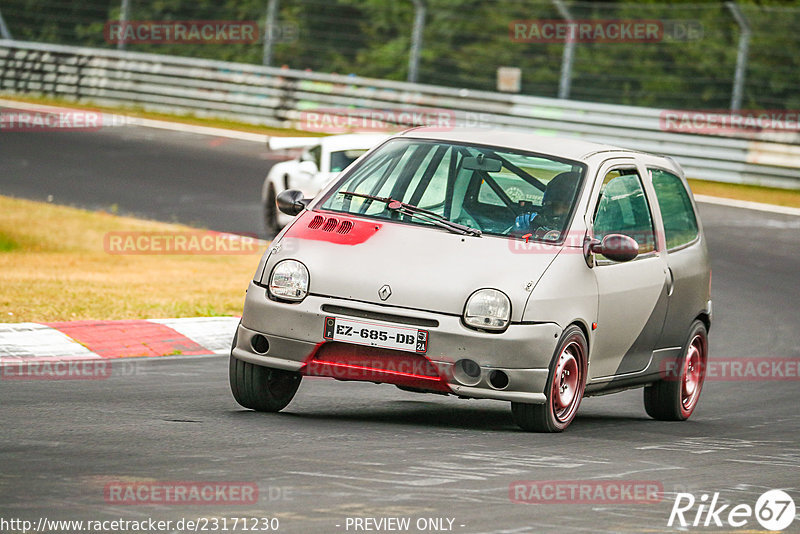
231, 128, 711, 432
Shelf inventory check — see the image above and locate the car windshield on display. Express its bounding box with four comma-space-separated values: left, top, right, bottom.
319, 138, 586, 240
330, 149, 368, 173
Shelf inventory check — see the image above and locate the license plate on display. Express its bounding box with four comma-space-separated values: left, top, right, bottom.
323, 316, 428, 353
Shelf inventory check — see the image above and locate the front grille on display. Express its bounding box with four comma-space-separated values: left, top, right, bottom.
321, 304, 439, 328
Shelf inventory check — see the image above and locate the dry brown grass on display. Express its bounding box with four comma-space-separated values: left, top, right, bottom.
0, 196, 267, 323
688, 179, 800, 208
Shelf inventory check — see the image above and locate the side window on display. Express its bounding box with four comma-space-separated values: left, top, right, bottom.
650, 169, 699, 250
304, 145, 322, 170
593, 169, 656, 255
329, 149, 367, 173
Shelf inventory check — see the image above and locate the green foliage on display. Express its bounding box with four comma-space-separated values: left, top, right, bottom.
0, 233, 19, 252
2, 0, 798, 109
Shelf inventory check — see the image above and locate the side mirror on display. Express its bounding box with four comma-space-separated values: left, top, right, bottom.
277, 189, 309, 216
584, 233, 639, 264
297, 160, 318, 175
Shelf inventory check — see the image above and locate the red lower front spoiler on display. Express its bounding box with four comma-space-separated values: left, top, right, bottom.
301, 342, 451, 393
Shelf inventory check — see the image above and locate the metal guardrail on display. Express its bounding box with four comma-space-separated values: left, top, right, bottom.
1, 40, 798, 189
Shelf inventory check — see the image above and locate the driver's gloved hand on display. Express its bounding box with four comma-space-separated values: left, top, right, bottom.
514, 212, 538, 232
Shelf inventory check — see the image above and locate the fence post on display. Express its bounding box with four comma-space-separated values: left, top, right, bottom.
553, 0, 574, 100
726, 2, 750, 112
408, 0, 425, 83
263, 0, 279, 66
117, 0, 130, 50
0, 6, 14, 40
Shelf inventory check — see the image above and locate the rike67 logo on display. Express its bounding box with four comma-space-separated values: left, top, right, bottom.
669, 489, 796, 531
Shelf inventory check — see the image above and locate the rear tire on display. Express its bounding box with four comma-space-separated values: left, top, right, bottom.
644, 320, 708, 421
263, 185, 279, 236
511, 325, 587, 432
229, 355, 301, 412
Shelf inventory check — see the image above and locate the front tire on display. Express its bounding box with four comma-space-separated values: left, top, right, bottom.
644, 320, 708, 421
511, 325, 587, 432
229, 355, 301, 412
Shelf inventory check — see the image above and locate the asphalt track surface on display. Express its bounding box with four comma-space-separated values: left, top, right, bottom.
1, 121, 799, 533
0, 123, 278, 236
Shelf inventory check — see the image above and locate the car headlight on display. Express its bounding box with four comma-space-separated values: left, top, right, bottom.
269, 260, 309, 301
463, 289, 511, 331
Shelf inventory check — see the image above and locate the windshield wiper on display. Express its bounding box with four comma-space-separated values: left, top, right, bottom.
338, 191, 482, 237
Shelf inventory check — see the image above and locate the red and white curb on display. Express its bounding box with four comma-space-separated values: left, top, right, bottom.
0, 317, 239, 366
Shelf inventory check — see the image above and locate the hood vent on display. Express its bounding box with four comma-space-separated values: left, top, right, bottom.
337, 220, 354, 234
322, 218, 339, 232
308, 215, 353, 235
308, 215, 325, 229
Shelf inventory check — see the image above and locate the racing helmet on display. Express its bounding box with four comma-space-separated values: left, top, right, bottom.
540, 171, 581, 227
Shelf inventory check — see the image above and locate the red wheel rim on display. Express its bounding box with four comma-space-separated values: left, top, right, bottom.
551, 341, 583, 423
681, 334, 706, 416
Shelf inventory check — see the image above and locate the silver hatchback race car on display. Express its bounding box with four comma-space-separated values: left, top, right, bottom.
230, 128, 711, 432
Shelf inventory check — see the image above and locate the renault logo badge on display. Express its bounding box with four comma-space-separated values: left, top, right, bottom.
378, 284, 392, 301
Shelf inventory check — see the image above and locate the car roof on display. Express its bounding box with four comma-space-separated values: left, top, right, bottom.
398, 127, 636, 162
319, 133, 390, 151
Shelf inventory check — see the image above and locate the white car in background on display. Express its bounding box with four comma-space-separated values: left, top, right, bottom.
262, 134, 388, 233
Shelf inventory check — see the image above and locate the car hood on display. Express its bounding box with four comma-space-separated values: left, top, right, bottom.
269, 210, 563, 321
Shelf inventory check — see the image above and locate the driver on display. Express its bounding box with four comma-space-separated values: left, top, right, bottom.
514, 171, 580, 238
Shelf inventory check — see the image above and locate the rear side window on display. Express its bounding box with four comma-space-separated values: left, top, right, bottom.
650, 169, 699, 250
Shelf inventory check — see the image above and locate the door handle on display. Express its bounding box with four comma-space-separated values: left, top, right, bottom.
665, 267, 675, 297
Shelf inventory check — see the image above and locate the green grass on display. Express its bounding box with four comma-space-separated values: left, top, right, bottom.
0, 233, 19, 252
